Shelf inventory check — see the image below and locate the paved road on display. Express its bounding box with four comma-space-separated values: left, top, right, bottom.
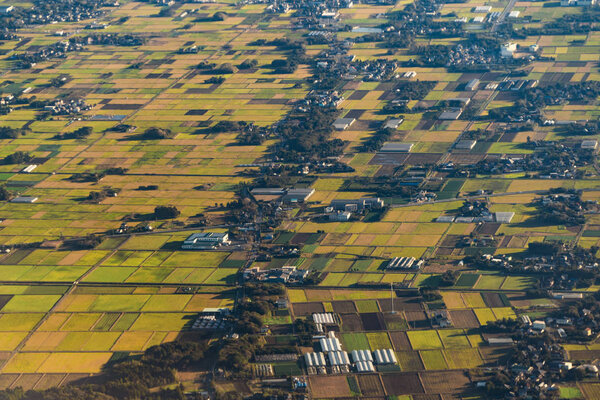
492, 0, 518, 32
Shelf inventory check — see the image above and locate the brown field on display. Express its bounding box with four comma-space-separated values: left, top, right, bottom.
579, 383, 600, 400
389, 331, 412, 350
309, 376, 351, 398
482, 293, 505, 308
340, 313, 364, 332
420, 371, 471, 395
379, 297, 424, 312
405, 311, 429, 329
479, 346, 514, 367
381, 372, 424, 395
449, 310, 480, 328
357, 374, 385, 397
331, 300, 357, 314
569, 350, 600, 361
361, 313, 385, 331
291, 302, 324, 317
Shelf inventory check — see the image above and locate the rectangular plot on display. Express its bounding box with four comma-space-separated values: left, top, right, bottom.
448, 310, 480, 328
357, 374, 385, 397
420, 370, 471, 395
110, 313, 139, 331
420, 350, 448, 370
93, 313, 121, 331
397, 351, 424, 371
381, 372, 424, 395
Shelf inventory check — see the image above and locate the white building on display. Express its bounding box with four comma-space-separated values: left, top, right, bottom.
182, 232, 230, 249
373, 349, 397, 365
501, 43, 517, 58
11, 196, 38, 203
333, 117, 356, 130
474, 5, 492, 12
581, 140, 598, 150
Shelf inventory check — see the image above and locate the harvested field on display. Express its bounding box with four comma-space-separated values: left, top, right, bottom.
569, 350, 600, 361
309, 376, 351, 398
404, 311, 429, 329
448, 310, 480, 328
580, 383, 600, 400
381, 372, 424, 395
389, 331, 412, 350
378, 297, 423, 312
360, 313, 385, 331
479, 346, 514, 367
332, 301, 356, 314
340, 313, 363, 332
482, 293, 504, 308
357, 374, 385, 396
420, 370, 470, 395
291, 302, 324, 317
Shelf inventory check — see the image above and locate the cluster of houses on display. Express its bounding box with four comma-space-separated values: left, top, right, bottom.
439, 42, 503, 68
243, 265, 309, 284
304, 331, 397, 375
0, 0, 103, 28
436, 200, 514, 224
324, 197, 384, 221
296, 90, 344, 111
456, 141, 596, 179
12, 40, 85, 69
43, 98, 92, 116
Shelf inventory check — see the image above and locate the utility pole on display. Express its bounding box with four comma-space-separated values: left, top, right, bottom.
390, 282, 395, 314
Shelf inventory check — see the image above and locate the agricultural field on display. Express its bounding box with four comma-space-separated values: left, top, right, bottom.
0, 0, 599, 396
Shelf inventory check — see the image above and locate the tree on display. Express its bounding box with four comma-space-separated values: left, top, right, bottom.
212, 12, 227, 21
154, 205, 180, 219
238, 59, 257, 69
2, 151, 33, 165
0, 185, 11, 201
142, 127, 175, 140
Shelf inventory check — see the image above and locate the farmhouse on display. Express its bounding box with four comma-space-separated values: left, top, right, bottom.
383, 118, 404, 129
328, 210, 352, 221
182, 232, 230, 249
380, 142, 413, 152
333, 117, 356, 130
465, 79, 479, 91
11, 196, 38, 203
581, 140, 598, 150
283, 188, 315, 203
243, 265, 309, 284
250, 187, 315, 203
439, 109, 462, 120
455, 139, 477, 150
474, 5, 491, 12
330, 197, 384, 211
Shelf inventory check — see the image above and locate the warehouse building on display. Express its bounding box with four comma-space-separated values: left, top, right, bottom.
182, 232, 230, 249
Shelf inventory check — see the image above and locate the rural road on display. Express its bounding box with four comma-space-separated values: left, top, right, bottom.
492, 0, 518, 32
